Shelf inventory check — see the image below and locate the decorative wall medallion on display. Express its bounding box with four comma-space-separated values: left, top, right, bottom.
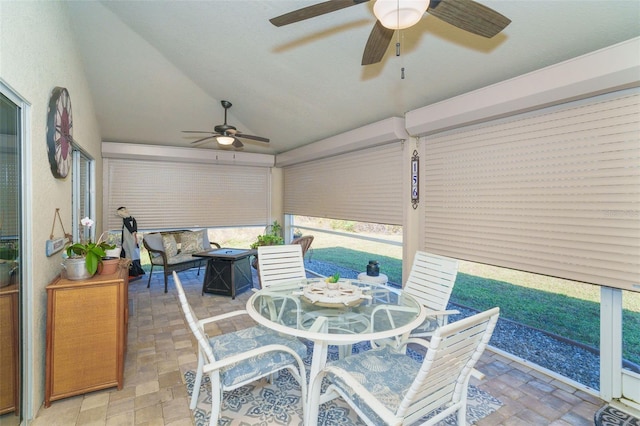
46, 87, 73, 178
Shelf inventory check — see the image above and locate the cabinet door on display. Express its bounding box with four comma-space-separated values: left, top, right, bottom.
50, 284, 121, 397
0, 291, 18, 414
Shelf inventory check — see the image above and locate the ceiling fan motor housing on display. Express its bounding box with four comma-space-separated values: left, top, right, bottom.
214, 124, 236, 134
374, 0, 429, 30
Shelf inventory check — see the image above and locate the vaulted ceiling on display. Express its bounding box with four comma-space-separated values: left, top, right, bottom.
66, 1, 640, 155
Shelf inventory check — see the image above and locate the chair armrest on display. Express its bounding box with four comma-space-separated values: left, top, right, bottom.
371, 304, 421, 316
471, 368, 485, 380
209, 242, 221, 249
397, 337, 432, 351
424, 309, 460, 318
198, 309, 251, 327
315, 366, 396, 424
142, 238, 168, 265
202, 343, 306, 374
370, 304, 421, 330
256, 290, 303, 325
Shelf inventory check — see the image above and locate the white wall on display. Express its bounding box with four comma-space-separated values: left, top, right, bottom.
0, 1, 103, 418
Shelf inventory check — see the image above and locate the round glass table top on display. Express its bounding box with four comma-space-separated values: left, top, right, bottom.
246, 278, 425, 343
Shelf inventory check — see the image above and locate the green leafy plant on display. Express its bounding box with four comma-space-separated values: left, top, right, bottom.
65, 218, 115, 275
250, 221, 284, 249
324, 272, 340, 283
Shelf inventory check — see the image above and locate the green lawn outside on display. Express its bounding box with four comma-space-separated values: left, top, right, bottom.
296, 228, 640, 366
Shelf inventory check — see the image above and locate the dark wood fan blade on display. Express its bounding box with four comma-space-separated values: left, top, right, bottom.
182, 130, 216, 134
428, 0, 510, 38
232, 138, 244, 148
235, 133, 270, 143
270, 0, 370, 27
190, 136, 217, 145
362, 20, 395, 65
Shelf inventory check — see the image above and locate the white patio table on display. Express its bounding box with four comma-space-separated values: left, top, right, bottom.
245, 278, 426, 425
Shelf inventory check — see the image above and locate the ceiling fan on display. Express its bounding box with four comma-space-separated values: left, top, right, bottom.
183, 100, 270, 149
270, 0, 511, 65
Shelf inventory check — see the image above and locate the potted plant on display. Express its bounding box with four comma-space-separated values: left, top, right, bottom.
250, 221, 284, 249
64, 217, 115, 279
250, 221, 284, 273
102, 231, 122, 258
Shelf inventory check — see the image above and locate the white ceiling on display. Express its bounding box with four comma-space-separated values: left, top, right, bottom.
66, 1, 640, 155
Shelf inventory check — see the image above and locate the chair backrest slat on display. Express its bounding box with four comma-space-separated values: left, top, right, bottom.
257, 244, 306, 288
398, 307, 500, 423
403, 251, 458, 312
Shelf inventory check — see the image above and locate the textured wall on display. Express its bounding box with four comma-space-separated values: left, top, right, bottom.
1, 1, 102, 418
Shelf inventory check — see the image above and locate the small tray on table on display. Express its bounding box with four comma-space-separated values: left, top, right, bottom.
299, 280, 368, 308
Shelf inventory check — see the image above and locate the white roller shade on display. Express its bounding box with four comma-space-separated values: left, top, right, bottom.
423, 90, 640, 291
283, 143, 403, 225
104, 158, 270, 231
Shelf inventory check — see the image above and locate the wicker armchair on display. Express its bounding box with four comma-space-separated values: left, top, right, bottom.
292, 235, 314, 262
142, 229, 220, 293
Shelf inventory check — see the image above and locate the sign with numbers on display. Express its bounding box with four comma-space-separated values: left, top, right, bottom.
411, 150, 419, 209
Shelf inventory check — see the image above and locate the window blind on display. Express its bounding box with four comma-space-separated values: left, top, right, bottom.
0, 139, 19, 238
104, 158, 270, 231
423, 90, 640, 291
283, 143, 403, 225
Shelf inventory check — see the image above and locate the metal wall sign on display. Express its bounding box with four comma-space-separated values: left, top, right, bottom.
411, 150, 419, 209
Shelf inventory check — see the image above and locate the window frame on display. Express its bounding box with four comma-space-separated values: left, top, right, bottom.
72, 147, 95, 242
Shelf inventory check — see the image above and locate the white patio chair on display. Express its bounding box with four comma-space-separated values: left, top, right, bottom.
257, 244, 307, 287
254, 244, 308, 326
403, 251, 460, 339
172, 272, 308, 425
309, 307, 500, 426
371, 251, 460, 349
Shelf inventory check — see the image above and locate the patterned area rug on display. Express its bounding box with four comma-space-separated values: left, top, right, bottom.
595, 405, 640, 426
184, 342, 501, 425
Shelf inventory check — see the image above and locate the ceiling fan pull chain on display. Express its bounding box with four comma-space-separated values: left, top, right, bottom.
401, 67, 405, 80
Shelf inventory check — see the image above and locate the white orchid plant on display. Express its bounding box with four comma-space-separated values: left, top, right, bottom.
65, 217, 115, 275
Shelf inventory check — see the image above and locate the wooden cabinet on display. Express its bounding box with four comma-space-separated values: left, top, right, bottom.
0, 284, 19, 415
45, 268, 129, 407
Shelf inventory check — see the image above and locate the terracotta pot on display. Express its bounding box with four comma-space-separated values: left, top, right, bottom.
98, 257, 120, 275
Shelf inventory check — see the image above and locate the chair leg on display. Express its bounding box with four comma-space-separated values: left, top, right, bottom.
457, 388, 469, 425
147, 265, 154, 288
164, 272, 169, 293
307, 371, 325, 426
338, 344, 353, 359
190, 349, 205, 410
209, 373, 222, 426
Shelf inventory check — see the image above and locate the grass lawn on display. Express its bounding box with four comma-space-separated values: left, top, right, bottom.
297, 229, 640, 366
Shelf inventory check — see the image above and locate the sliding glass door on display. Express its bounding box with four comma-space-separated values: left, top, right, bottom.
0, 87, 22, 424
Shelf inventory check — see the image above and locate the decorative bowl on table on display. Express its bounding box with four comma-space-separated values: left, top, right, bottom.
300, 279, 368, 308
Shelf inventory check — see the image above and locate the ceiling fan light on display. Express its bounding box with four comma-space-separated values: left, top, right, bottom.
373, 0, 428, 30
217, 135, 235, 145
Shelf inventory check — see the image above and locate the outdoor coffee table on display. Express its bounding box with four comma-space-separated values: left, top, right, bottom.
246, 278, 426, 425
192, 248, 257, 298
